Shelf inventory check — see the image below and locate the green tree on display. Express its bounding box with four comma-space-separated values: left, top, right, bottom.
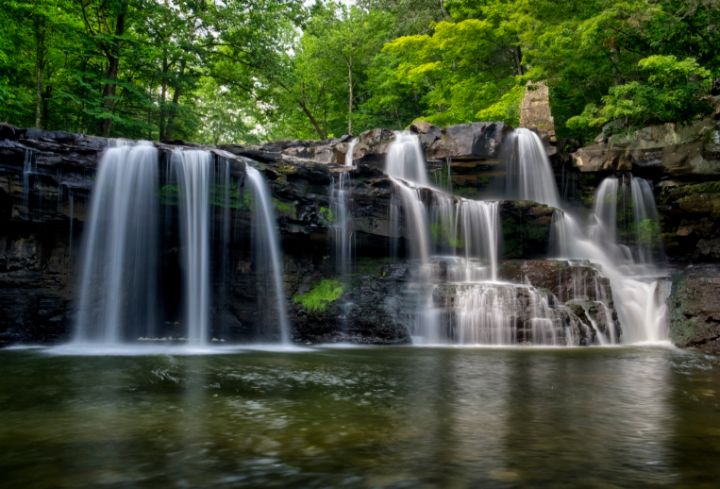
567, 55, 712, 134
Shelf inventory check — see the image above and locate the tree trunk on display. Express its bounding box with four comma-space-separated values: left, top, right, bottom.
42, 85, 52, 128
98, 7, 127, 137
159, 56, 168, 140
298, 100, 326, 139
165, 58, 187, 141
347, 58, 353, 136
514, 46, 524, 76
34, 14, 46, 129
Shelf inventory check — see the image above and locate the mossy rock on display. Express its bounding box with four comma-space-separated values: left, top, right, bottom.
293, 279, 344, 313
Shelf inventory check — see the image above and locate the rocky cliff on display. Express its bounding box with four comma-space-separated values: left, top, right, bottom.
1, 118, 718, 349
0, 123, 558, 345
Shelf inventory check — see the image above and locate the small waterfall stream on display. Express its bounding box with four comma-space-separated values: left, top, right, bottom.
550, 175, 668, 343
246, 166, 291, 344
332, 138, 357, 277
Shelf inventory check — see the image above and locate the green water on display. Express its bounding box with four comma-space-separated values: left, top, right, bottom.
1, 346, 719, 488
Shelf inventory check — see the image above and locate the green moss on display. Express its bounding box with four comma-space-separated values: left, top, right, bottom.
160, 184, 179, 205
637, 218, 661, 246
273, 198, 296, 217
161, 182, 248, 210
674, 181, 720, 197
319, 206, 335, 223
293, 279, 344, 313
211, 182, 245, 209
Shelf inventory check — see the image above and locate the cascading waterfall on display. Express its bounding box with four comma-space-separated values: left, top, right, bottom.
547, 171, 668, 343
173, 149, 212, 345
386, 131, 573, 346
385, 132, 438, 342
457, 200, 499, 281
74, 141, 159, 344
246, 166, 291, 344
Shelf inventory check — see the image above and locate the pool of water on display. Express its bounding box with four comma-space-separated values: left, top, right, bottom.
1, 346, 719, 488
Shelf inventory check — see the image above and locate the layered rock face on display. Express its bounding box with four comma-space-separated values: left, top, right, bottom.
571, 117, 720, 262
0, 123, 561, 345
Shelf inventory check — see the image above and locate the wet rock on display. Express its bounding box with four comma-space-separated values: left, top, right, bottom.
669, 264, 720, 353
289, 261, 411, 344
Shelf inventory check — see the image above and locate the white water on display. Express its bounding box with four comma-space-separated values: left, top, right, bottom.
22, 148, 36, 216
385, 133, 514, 344
74, 142, 159, 344
174, 150, 212, 345
332, 138, 358, 277
589, 175, 664, 265
504, 129, 669, 344
386, 132, 430, 185
506, 128, 560, 207
246, 166, 291, 344
551, 209, 668, 343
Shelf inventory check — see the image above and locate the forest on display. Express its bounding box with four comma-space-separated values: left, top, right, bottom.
1, 0, 718, 144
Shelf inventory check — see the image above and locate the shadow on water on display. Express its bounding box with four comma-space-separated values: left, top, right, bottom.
0, 347, 719, 488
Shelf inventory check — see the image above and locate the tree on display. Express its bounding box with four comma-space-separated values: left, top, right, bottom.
567, 55, 712, 134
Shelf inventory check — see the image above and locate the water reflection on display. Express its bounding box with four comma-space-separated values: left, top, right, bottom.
0, 348, 718, 488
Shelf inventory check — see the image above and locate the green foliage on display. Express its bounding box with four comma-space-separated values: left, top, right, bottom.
567, 56, 712, 133
637, 218, 661, 247
159, 184, 178, 205
0, 0, 718, 142
272, 198, 295, 216
293, 279, 344, 313
319, 206, 335, 223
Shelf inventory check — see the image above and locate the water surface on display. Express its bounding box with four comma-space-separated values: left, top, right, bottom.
1, 346, 719, 488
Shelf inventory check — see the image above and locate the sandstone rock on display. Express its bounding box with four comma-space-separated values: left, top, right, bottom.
520, 81, 556, 143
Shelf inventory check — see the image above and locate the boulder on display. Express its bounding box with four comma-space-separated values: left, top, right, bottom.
669, 264, 720, 353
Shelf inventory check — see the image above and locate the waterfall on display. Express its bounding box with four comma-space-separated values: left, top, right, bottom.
385, 133, 438, 342
386, 132, 429, 185
457, 200, 499, 281
174, 150, 212, 345
344, 138, 358, 167
74, 142, 159, 344
585, 175, 665, 269
332, 138, 357, 277
504, 128, 668, 344
551, 210, 668, 343
386, 132, 507, 344
22, 148, 36, 218
506, 128, 560, 207
246, 166, 291, 344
